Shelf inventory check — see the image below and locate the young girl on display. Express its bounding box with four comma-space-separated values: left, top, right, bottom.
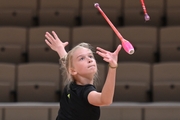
45, 31, 122, 120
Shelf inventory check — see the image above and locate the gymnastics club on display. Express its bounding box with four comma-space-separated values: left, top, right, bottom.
94, 3, 134, 55
140, 0, 150, 21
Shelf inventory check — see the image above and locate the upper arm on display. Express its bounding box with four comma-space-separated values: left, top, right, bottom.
87, 91, 107, 106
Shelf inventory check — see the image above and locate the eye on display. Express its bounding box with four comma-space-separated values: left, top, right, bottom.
89, 55, 94, 59
79, 57, 84, 61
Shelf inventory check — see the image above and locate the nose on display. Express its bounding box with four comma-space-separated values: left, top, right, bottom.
88, 57, 93, 63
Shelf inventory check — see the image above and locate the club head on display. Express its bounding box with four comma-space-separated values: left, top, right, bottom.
122, 39, 135, 55
94, 3, 99, 8
144, 13, 150, 21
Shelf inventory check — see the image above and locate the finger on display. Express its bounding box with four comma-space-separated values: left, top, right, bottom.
96, 47, 108, 54
52, 31, 61, 41
45, 39, 52, 48
63, 42, 69, 47
45, 35, 53, 44
96, 51, 113, 62
45, 32, 52, 38
96, 51, 106, 58
103, 58, 111, 63
96, 51, 110, 60
45, 31, 50, 35
114, 44, 122, 54
45, 32, 55, 43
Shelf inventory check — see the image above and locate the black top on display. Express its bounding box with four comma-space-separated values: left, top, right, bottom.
56, 82, 100, 120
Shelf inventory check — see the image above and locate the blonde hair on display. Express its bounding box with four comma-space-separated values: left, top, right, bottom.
60, 43, 98, 89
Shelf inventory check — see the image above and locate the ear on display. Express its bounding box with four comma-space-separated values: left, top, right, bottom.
70, 68, 77, 75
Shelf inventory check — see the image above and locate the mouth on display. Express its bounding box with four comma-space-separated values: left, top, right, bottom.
88, 65, 95, 68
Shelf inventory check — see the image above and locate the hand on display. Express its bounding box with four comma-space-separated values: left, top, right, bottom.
45, 31, 68, 52
96, 45, 122, 67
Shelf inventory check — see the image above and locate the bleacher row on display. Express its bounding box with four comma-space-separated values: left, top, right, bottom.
0, 0, 180, 27
1, 62, 180, 103
1, 25, 180, 64
1, 102, 180, 120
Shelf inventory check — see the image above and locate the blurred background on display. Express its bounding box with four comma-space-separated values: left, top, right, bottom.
1, 0, 180, 120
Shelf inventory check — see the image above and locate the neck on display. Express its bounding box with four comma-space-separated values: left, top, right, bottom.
73, 74, 94, 85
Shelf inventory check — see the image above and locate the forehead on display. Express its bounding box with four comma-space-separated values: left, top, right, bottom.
73, 47, 92, 57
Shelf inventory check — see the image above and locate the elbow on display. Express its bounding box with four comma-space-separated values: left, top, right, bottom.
107, 100, 113, 106
105, 103, 112, 106
102, 100, 113, 106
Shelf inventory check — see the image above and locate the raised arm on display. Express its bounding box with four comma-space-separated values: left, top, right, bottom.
45, 31, 68, 59
88, 45, 122, 106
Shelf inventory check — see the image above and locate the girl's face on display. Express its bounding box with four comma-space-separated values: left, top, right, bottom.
70, 47, 97, 79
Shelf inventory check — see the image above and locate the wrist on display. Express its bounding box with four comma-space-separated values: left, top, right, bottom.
55, 47, 67, 58
109, 64, 118, 69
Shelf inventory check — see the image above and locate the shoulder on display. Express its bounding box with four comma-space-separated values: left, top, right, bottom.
71, 83, 97, 101
71, 82, 96, 92
83, 84, 97, 94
